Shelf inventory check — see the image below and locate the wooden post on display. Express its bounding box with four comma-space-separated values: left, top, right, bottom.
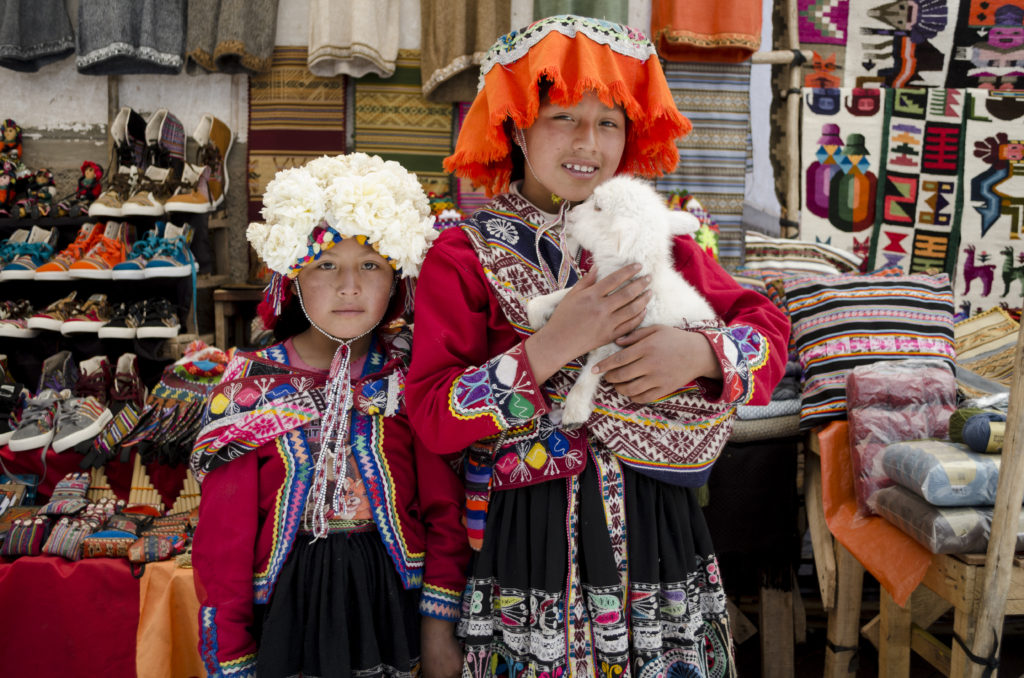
804, 450, 837, 609
965, 326, 1024, 677
784, 0, 802, 236
879, 587, 912, 677
825, 542, 865, 678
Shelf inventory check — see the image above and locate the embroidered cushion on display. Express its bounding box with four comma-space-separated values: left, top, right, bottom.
744, 231, 863, 276
1, 515, 51, 557
782, 272, 956, 429
38, 497, 90, 516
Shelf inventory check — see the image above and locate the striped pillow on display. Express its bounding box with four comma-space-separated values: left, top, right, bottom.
783, 272, 956, 429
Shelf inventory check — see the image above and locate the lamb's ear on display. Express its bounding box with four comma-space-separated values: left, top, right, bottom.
666, 209, 701, 236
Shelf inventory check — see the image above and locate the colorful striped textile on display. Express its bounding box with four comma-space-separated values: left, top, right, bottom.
453, 103, 491, 215
353, 49, 455, 197
654, 60, 752, 267
247, 46, 346, 222
782, 271, 956, 429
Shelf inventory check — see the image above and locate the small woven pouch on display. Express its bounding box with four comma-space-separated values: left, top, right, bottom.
42, 516, 100, 560
1, 515, 52, 557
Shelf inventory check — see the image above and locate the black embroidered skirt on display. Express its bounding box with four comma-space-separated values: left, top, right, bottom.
459, 453, 736, 677
257, 529, 421, 678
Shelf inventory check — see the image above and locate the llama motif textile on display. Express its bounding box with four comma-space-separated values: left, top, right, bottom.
956, 89, 1024, 316
840, 0, 1024, 90
800, 86, 887, 264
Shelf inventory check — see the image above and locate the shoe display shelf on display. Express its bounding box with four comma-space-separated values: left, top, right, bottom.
0, 213, 204, 390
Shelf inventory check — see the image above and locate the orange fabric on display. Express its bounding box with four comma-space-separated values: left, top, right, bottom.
445, 29, 690, 197
136, 561, 205, 678
651, 0, 762, 63
817, 420, 932, 607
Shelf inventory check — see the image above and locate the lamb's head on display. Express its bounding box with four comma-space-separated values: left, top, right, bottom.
565, 176, 702, 260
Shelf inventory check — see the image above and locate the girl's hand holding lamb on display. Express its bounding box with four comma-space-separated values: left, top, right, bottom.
599, 324, 722, 402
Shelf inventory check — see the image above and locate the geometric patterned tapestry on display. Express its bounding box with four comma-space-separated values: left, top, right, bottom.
801, 86, 1024, 318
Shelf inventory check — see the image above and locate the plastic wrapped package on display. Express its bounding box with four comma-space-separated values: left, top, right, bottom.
846, 360, 957, 515
872, 485, 1024, 554
881, 439, 1003, 506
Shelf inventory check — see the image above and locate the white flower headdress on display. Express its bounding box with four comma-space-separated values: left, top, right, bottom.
247, 153, 437, 279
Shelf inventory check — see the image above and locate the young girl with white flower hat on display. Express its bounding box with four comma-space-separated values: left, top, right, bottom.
190, 153, 469, 678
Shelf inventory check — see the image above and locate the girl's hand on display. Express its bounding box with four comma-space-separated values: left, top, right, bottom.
595, 325, 722, 402
420, 617, 462, 678
526, 264, 651, 384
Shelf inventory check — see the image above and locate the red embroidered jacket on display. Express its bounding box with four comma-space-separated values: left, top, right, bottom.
192, 340, 469, 677
406, 202, 791, 471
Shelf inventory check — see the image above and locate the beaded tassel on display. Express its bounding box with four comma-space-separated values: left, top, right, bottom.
305, 341, 355, 540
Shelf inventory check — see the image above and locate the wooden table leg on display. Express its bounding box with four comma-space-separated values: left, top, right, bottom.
825, 541, 865, 678
805, 451, 836, 610
879, 586, 912, 677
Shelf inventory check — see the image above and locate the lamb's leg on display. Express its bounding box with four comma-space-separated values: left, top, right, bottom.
562, 343, 618, 425
526, 288, 571, 330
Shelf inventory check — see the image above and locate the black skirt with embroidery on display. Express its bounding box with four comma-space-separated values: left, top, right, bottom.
459, 456, 736, 677
257, 529, 421, 678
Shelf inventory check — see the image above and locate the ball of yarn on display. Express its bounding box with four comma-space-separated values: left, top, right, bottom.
961, 412, 1006, 454
949, 407, 991, 443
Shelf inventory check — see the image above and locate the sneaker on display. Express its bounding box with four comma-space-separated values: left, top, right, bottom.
0, 228, 29, 268
88, 107, 147, 218
111, 352, 147, 411
8, 388, 65, 451
135, 298, 181, 339
68, 221, 128, 279
37, 349, 79, 394
144, 222, 195, 278
0, 226, 58, 280
51, 395, 113, 453
111, 223, 164, 280
75, 355, 113, 406
0, 299, 38, 338
97, 300, 145, 339
0, 378, 27, 446
165, 114, 232, 213
35, 222, 106, 281
61, 294, 113, 334
120, 166, 176, 216
26, 292, 78, 332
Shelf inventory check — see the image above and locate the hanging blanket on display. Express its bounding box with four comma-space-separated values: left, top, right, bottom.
0, 0, 75, 72
650, 0, 761, 63
185, 0, 279, 74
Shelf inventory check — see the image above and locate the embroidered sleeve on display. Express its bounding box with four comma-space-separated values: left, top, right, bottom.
693, 325, 771, 406
407, 231, 550, 455
192, 453, 261, 674
448, 342, 547, 429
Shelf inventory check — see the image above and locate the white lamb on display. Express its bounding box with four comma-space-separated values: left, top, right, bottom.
526, 175, 718, 426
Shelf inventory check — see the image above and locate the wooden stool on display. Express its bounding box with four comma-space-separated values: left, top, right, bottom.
212, 285, 264, 349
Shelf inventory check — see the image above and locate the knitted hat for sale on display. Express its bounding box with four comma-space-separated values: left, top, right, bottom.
445, 14, 692, 197
247, 153, 438, 322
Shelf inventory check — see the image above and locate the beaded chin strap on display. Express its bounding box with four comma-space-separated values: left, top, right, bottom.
293, 276, 397, 540
513, 126, 579, 291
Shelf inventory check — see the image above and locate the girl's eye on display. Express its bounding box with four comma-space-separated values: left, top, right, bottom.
361, 261, 380, 270
317, 261, 336, 271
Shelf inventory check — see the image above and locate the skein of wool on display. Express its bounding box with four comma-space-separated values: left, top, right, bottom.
949, 407, 996, 443
961, 412, 1007, 453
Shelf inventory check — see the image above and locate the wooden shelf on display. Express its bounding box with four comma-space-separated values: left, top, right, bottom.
196, 273, 231, 289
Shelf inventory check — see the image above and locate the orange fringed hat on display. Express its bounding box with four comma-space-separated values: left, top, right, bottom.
444, 15, 692, 197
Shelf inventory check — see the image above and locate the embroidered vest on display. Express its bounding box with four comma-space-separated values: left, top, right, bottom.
463, 192, 734, 487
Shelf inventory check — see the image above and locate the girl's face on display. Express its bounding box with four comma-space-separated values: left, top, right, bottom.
2, 127, 14, 142
520, 91, 627, 212
296, 237, 395, 341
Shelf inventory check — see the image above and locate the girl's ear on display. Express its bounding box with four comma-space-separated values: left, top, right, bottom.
666, 210, 701, 236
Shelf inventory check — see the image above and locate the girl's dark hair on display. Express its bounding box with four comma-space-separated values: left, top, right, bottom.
504, 78, 555, 184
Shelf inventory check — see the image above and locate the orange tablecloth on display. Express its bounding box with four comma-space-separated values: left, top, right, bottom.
818, 420, 932, 606
137, 560, 204, 678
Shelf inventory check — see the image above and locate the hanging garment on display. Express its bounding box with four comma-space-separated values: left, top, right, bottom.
651, 0, 762, 63
76, 0, 186, 75
533, 0, 627, 26
185, 0, 280, 74
420, 0, 511, 102
0, 0, 75, 72
307, 0, 400, 78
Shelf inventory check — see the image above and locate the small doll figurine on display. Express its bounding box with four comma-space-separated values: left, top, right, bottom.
0, 161, 16, 217
15, 169, 57, 218
56, 161, 104, 217
0, 119, 22, 162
